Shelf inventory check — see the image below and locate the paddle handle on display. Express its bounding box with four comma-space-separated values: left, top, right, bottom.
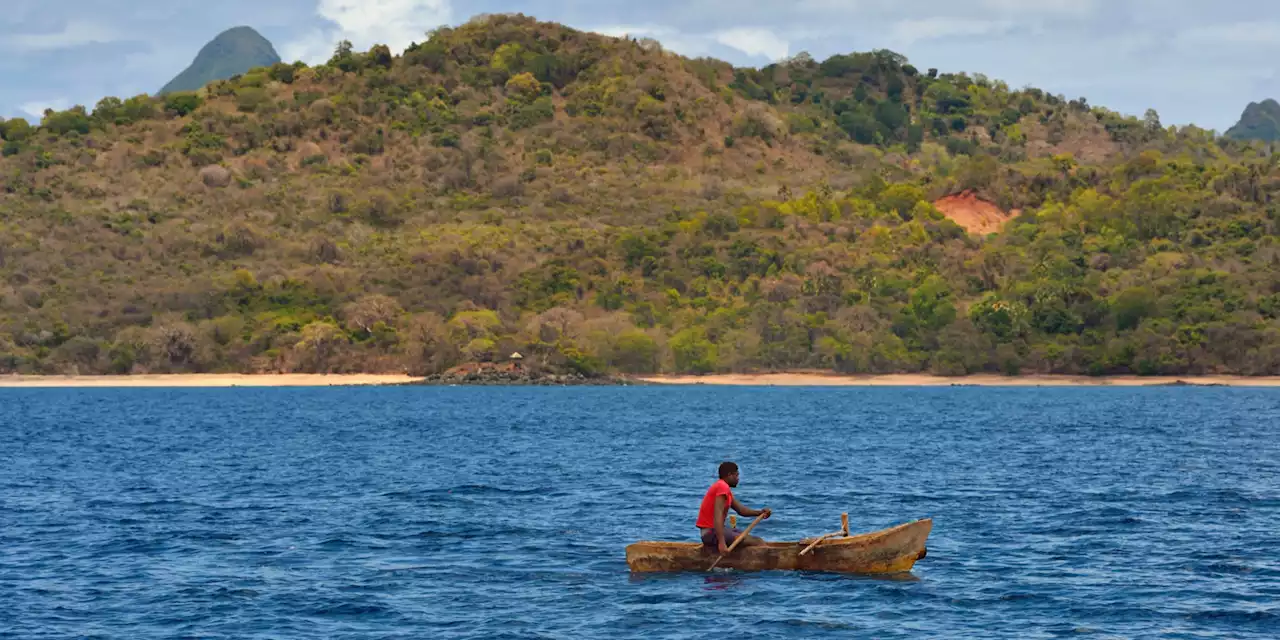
799, 532, 839, 556
707, 510, 768, 571
800, 513, 851, 556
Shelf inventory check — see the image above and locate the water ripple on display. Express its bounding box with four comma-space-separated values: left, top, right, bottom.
1, 386, 1277, 638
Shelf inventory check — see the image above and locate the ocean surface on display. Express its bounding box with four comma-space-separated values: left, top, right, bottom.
1, 386, 1277, 638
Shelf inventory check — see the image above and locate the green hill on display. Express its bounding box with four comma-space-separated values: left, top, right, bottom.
1225, 99, 1280, 142
159, 26, 281, 95
2, 13, 1279, 378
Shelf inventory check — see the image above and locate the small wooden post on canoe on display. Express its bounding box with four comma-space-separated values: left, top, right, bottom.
707, 510, 767, 571
800, 512, 850, 556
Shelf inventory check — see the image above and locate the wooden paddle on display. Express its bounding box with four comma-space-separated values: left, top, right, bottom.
799, 512, 850, 556
707, 510, 768, 571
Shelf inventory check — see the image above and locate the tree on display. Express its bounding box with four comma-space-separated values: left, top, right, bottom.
969, 295, 1029, 340
525, 307, 585, 344
151, 323, 201, 370
896, 276, 957, 341
925, 82, 970, 115
1112, 287, 1156, 331
342, 294, 404, 335
907, 123, 924, 152
369, 44, 393, 69
0, 117, 32, 142
1143, 108, 1162, 133
449, 310, 503, 343
121, 95, 156, 121
42, 107, 92, 135
55, 336, 102, 372
402, 313, 460, 375
164, 92, 202, 116
612, 330, 659, 373
491, 42, 527, 73
670, 327, 717, 373
329, 40, 360, 72
874, 100, 908, 134
838, 110, 879, 144
930, 320, 992, 375
93, 97, 124, 123
879, 183, 925, 217
786, 51, 815, 67
957, 154, 1000, 191
505, 72, 543, 104
886, 74, 906, 102
292, 321, 347, 372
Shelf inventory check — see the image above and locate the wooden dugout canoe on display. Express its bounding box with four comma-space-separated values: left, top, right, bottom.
625, 518, 932, 574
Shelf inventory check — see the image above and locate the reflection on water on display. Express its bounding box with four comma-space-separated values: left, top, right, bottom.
702, 573, 747, 590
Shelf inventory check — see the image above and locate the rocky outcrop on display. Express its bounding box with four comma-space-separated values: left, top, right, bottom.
411, 361, 638, 385
199, 165, 232, 188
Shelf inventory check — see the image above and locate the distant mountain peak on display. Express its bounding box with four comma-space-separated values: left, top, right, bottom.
1225, 99, 1280, 142
159, 26, 281, 95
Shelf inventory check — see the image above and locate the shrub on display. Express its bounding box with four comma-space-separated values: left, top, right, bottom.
165, 92, 202, 117
42, 108, 92, 136
510, 97, 554, 129
236, 88, 269, 112
670, 327, 717, 373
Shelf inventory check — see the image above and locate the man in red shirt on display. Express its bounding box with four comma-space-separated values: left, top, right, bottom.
696, 461, 771, 554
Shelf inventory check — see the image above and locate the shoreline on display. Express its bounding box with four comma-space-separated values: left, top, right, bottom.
0, 374, 422, 388
634, 373, 1280, 387
3, 372, 1280, 389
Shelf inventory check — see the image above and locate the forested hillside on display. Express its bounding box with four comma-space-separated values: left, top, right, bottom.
2, 13, 1279, 377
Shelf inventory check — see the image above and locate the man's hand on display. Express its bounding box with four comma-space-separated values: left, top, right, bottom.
718, 540, 729, 554
761, 508, 772, 519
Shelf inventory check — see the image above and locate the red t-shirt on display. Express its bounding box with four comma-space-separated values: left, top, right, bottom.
696, 479, 734, 529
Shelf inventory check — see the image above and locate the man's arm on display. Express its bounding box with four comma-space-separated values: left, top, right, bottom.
714, 495, 728, 553
731, 496, 772, 519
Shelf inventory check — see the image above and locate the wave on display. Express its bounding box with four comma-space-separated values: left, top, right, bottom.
308, 602, 393, 617
1187, 609, 1276, 624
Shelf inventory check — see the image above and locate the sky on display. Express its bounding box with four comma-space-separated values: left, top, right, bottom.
0, 0, 1276, 131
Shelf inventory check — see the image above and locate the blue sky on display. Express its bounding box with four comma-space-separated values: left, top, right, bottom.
1, 0, 1276, 131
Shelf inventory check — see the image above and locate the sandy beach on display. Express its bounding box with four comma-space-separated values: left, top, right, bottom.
5, 372, 1280, 388
0, 374, 422, 388
636, 372, 1280, 387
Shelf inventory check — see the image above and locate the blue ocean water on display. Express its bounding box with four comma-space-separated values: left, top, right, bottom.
1, 386, 1277, 639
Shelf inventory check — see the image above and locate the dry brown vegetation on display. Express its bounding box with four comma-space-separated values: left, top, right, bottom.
2, 13, 1279, 378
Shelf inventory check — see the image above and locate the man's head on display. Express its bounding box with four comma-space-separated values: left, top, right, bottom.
718, 461, 739, 487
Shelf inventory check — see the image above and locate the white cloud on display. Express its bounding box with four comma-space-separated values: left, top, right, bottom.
4, 22, 119, 52
888, 17, 1015, 45
587, 24, 675, 39
282, 31, 334, 65
713, 28, 789, 61
19, 99, 71, 119
284, 0, 453, 64
587, 24, 787, 61
585, 24, 717, 59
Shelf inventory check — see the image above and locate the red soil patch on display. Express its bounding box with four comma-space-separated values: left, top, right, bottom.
933, 191, 1018, 235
